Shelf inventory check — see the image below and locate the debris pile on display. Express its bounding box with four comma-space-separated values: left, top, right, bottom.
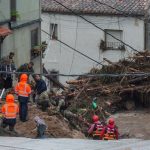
65, 51, 150, 125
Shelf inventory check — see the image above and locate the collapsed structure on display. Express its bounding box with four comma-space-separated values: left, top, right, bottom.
65, 51, 150, 123
1, 51, 150, 139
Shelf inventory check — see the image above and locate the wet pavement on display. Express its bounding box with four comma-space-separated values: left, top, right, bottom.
0, 137, 149, 150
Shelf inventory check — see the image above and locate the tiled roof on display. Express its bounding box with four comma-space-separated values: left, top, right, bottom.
41, 0, 149, 16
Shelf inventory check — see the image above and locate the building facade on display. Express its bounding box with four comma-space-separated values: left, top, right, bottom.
41, 0, 148, 84
0, 0, 41, 72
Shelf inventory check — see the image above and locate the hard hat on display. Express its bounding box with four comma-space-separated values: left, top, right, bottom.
92, 115, 99, 122
20, 74, 28, 81
6, 94, 15, 103
108, 118, 115, 125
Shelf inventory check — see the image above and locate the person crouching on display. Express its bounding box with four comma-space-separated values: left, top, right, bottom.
34, 116, 47, 138
1, 94, 19, 131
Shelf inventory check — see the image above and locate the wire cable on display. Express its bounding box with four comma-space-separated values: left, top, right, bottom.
1, 70, 150, 77
52, 0, 140, 53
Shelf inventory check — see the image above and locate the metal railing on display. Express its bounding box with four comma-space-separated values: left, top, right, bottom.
106, 41, 125, 50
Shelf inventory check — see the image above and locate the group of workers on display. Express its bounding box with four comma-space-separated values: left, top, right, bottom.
0, 74, 30, 131
0, 73, 47, 138
88, 115, 119, 140
0, 52, 119, 139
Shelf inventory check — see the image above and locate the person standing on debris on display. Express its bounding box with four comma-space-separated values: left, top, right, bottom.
15, 74, 31, 122
33, 116, 47, 138
16, 62, 34, 79
100, 118, 119, 140
2, 52, 15, 64
34, 74, 50, 111
88, 115, 105, 140
1, 94, 19, 131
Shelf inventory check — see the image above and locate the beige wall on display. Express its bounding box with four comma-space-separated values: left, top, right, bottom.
0, 0, 10, 22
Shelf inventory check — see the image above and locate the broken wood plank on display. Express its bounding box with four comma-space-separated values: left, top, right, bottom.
66, 79, 87, 85
128, 76, 148, 84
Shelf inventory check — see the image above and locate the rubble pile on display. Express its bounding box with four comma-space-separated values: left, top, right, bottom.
1, 51, 150, 139
66, 51, 150, 125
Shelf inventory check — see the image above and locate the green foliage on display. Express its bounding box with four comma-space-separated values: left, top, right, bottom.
11, 11, 20, 19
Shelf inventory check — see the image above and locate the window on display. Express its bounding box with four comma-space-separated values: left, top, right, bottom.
31, 28, 39, 59
50, 70, 59, 88
10, 0, 17, 21
50, 24, 58, 40
31, 28, 38, 48
103, 30, 125, 50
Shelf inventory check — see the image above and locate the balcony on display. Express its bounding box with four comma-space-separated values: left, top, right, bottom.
100, 40, 126, 51
31, 42, 47, 60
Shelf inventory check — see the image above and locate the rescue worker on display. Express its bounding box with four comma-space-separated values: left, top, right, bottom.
34, 74, 50, 111
50, 91, 78, 129
1, 94, 19, 131
34, 116, 47, 138
0, 52, 16, 89
88, 115, 105, 140
16, 62, 34, 79
15, 74, 31, 122
100, 118, 119, 140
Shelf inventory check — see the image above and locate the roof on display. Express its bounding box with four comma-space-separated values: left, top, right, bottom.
0, 27, 12, 37
41, 0, 149, 16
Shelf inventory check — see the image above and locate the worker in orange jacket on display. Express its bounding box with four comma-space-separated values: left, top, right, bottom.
88, 115, 105, 140
15, 74, 31, 122
1, 94, 19, 131
100, 118, 119, 140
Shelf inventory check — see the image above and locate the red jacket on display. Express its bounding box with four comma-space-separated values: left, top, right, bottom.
100, 124, 119, 140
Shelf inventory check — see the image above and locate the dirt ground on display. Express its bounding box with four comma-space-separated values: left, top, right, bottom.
112, 109, 150, 140
15, 108, 150, 140
1, 102, 150, 140
15, 104, 85, 139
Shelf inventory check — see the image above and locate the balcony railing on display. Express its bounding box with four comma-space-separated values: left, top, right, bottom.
100, 40, 125, 51
31, 42, 47, 60
106, 41, 125, 50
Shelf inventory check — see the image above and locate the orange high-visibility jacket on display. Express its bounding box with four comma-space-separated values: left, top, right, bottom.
15, 74, 31, 97
1, 94, 19, 119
